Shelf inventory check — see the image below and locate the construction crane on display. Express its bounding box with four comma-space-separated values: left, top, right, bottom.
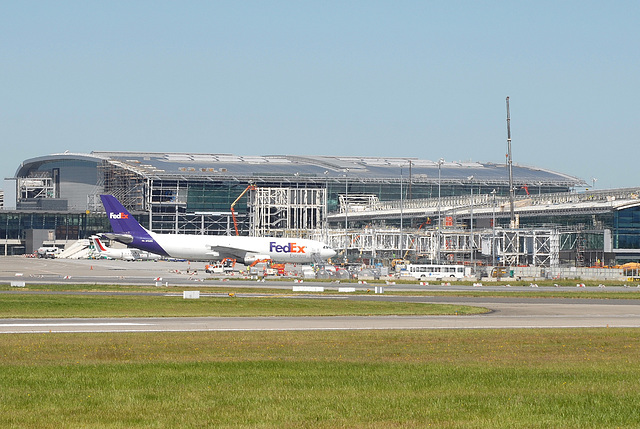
231, 184, 256, 236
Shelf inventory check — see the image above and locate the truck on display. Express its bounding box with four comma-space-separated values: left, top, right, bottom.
37, 246, 60, 259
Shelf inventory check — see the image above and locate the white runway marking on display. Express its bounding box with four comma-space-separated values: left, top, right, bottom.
2, 322, 152, 327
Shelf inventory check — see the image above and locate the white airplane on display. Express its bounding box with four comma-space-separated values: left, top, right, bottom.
100, 194, 337, 263
91, 236, 160, 261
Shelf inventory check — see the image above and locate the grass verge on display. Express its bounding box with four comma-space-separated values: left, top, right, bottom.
1, 328, 640, 428
0, 294, 487, 318
4, 282, 640, 300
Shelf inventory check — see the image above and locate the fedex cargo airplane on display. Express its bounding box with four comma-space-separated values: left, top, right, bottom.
91, 236, 160, 261
100, 194, 336, 264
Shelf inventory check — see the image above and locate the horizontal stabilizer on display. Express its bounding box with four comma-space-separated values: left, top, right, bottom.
102, 233, 134, 244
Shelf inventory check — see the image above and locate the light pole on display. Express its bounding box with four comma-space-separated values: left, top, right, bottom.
400, 165, 404, 259
323, 171, 329, 242
437, 158, 444, 264
491, 189, 497, 267
467, 175, 474, 264
343, 169, 349, 264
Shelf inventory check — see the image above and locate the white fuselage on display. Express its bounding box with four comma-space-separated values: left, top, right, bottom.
99, 248, 159, 261
93, 237, 160, 261
147, 231, 335, 263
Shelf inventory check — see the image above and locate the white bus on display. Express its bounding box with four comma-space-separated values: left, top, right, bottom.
401, 264, 471, 280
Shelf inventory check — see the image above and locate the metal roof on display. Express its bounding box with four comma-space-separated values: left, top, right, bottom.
82, 152, 585, 186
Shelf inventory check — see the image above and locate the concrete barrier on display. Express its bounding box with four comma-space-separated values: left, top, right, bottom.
183, 291, 200, 299
292, 286, 324, 292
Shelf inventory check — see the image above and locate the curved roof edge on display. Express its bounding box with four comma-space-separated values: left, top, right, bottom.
14, 153, 107, 178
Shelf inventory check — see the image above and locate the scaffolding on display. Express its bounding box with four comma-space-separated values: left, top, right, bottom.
98, 160, 147, 211
251, 187, 325, 237
149, 211, 233, 235
18, 173, 55, 201
500, 229, 559, 267
310, 227, 562, 267
576, 228, 587, 267
339, 194, 381, 213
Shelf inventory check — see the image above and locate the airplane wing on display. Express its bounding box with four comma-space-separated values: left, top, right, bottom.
207, 245, 269, 264
207, 245, 248, 261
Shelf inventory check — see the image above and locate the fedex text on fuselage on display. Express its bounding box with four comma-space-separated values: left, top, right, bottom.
269, 242, 306, 254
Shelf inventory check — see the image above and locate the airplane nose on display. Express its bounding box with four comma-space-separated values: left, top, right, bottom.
325, 248, 337, 259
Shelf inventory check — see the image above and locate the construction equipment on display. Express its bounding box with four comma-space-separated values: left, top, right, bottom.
231, 184, 256, 236
248, 258, 274, 276
271, 263, 286, 276
205, 263, 224, 274
221, 257, 236, 272
205, 258, 237, 274
248, 258, 272, 268
391, 258, 410, 271
403, 220, 429, 259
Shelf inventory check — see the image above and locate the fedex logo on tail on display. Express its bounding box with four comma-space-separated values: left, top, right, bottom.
270, 242, 306, 254
109, 212, 129, 219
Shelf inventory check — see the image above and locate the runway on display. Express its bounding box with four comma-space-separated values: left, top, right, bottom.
2, 298, 640, 334
2, 256, 639, 291
2, 257, 640, 334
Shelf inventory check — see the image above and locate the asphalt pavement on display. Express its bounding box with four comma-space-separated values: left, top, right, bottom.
2, 256, 640, 334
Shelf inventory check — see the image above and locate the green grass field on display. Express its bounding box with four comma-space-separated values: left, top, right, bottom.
2, 329, 640, 428
2, 287, 640, 427
0, 294, 486, 318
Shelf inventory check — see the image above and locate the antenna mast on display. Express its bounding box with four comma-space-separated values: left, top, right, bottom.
506, 97, 515, 227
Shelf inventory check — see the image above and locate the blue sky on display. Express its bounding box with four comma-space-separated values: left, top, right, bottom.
2, 1, 639, 202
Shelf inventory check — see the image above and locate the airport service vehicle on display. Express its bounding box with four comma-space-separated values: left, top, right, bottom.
37, 246, 60, 259
491, 267, 512, 278
100, 195, 336, 264
401, 264, 471, 280
205, 263, 225, 274
91, 236, 160, 261
205, 258, 237, 274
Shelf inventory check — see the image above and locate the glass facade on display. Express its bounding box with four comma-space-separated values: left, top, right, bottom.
614, 206, 640, 249
0, 211, 111, 255
186, 182, 248, 212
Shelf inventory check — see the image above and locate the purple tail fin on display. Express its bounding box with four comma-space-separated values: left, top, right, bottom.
100, 195, 150, 237
100, 195, 168, 257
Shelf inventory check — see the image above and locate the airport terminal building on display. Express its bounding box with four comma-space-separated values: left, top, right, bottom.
3, 151, 640, 267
